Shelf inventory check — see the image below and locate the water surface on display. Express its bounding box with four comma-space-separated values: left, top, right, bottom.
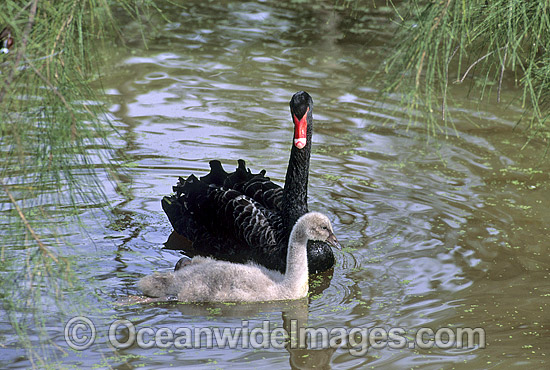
2, 1, 549, 368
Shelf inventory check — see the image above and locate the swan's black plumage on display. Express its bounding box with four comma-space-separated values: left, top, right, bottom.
162, 91, 335, 273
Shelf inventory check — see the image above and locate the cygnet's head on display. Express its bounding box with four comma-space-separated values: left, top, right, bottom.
298, 212, 341, 249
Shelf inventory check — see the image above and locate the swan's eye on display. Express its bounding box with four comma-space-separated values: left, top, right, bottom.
322, 226, 328, 230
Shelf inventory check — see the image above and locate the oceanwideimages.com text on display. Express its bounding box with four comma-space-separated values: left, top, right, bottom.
64, 316, 486, 356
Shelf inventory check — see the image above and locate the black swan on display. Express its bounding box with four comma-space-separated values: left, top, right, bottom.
139, 212, 340, 302
161, 91, 336, 273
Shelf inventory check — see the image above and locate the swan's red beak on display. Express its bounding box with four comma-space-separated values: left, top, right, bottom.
292, 106, 309, 149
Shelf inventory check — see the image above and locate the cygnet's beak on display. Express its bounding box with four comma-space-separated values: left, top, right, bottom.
326, 232, 341, 249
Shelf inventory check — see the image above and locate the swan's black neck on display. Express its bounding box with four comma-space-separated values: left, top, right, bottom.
282, 91, 313, 233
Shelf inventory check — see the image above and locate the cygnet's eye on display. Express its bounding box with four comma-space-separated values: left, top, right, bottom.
322, 226, 328, 230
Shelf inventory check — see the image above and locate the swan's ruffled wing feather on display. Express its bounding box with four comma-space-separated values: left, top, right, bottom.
208, 187, 282, 249
225, 159, 284, 212
162, 160, 288, 271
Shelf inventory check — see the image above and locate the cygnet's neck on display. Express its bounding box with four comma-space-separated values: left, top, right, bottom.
283, 222, 309, 296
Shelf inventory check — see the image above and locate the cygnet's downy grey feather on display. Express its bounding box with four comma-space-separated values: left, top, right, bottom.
138, 212, 340, 302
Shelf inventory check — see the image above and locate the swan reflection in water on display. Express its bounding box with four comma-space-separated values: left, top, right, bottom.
119, 283, 344, 370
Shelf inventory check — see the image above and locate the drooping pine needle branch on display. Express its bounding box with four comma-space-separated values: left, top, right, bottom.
382, 0, 550, 139
0, 0, 161, 366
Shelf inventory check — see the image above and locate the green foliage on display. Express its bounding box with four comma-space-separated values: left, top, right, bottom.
0, 0, 159, 366
383, 0, 550, 138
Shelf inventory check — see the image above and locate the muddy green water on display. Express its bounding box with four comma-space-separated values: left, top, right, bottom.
2, 1, 549, 369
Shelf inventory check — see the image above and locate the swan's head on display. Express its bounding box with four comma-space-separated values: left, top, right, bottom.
290, 91, 313, 149
298, 212, 340, 249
